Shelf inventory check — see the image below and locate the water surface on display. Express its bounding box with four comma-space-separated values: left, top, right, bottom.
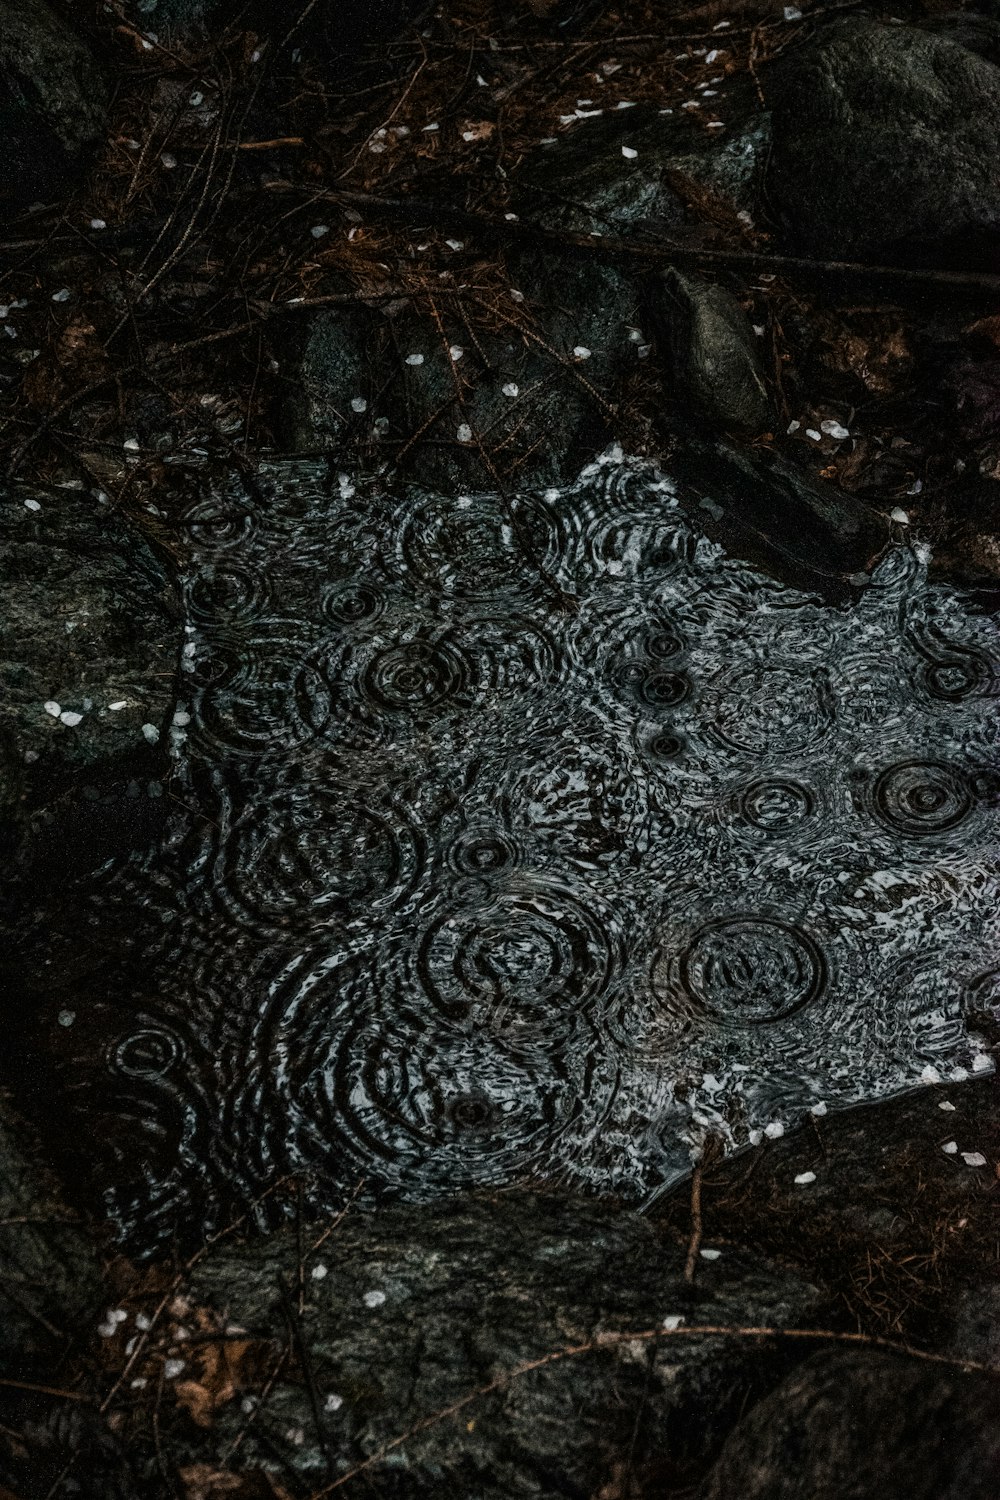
31, 451, 1000, 1249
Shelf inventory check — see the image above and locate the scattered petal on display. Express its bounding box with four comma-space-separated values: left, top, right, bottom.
621, 145, 638, 159
456, 423, 473, 443
445, 239, 465, 251
58, 1009, 76, 1027
449, 345, 464, 361
820, 419, 850, 440
51, 288, 71, 303
938, 1100, 957, 1111
310, 224, 329, 238
699, 1248, 722, 1261
311, 1262, 329, 1280
363, 1289, 387, 1308
109, 700, 128, 711
59, 710, 83, 727
941, 1140, 958, 1154
44, 701, 61, 717
160, 152, 177, 169
23, 497, 41, 511
573, 345, 592, 359
405, 353, 425, 365
350, 397, 368, 413
794, 1171, 817, 1185
971, 1053, 993, 1073
325, 1393, 343, 1412
163, 1359, 186, 1379
890, 507, 910, 524
141, 723, 160, 743
502, 382, 519, 398
920, 1065, 942, 1085
764, 1121, 785, 1139
961, 1152, 987, 1167
662, 1314, 684, 1330
89, 218, 107, 230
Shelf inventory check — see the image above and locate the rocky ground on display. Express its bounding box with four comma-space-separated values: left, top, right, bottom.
1, 0, 999, 1495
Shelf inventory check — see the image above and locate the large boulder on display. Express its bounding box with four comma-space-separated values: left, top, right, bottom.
697, 1348, 1000, 1500
766, 18, 1000, 266
185, 1192, 823, 1497
0, 0, 107, 214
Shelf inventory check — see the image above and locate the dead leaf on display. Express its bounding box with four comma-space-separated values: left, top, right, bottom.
179, 1466, 296, 1500
964, 314, 1000, 349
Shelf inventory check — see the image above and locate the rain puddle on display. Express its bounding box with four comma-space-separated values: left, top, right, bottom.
27, 451, 1000, 1250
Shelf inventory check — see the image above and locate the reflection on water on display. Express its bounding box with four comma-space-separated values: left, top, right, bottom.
33, 451, 1000, 1249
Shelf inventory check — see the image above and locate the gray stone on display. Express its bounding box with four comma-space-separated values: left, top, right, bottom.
188, 1192, 823, 1497
0, 0, 107, 212
0, 1105, 101, 1375
697, 1348, 1000, 1500
514, 93, 769, 236
0, 485, 179, 849
766, 19, 1000, 266
646, 269, 772, 433
671, 439, 890, 598
284, 251, 640, 490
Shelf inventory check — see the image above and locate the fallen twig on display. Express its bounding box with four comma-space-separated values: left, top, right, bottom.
305, 1323, 1000, 1497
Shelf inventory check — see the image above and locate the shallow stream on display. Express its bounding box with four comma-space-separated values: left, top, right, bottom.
26, 452, 1000, 1250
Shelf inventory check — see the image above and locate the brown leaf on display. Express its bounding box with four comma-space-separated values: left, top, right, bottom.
964, 314, 1000, 349
179, 1466, 295, 1500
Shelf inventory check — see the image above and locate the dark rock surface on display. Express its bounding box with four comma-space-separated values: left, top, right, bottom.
766, 18, 1000, 266
286, 251, 641, 490
0, 486, 180, 853
0, 0, 107, 213
697, 1348, 1000, 1500
187, 1192, 823, 1497
670, 438, 890, 596
646, 269, 772, 434
0, 1103, 101, 1375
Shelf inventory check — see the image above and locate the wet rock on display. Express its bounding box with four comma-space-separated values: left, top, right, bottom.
514, 91, 769, 235
921, 11, 1000, 66
697, 1348, 1000, 1500
0, 0, 107, 213
766, 19, 1000, 267
187, 1192, 823, 1497
646, 269, 772, 433
0, 1104, 101, 1375
284, 251, 639, 489
0, 485, 180, 853
670, 439, 890, 597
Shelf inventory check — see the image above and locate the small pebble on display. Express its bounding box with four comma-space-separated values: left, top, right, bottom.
405, 353, 424, 366
24, 497, 41, 512
820, 419, 850, 440
141, 723, 159, 743
502, 382, 519, 398
163, 1359, 185, 1379
324, 1393, 344, 1412
59, 710, 83, 727
699, 1248, 722, 1261
89, 218, 107, 230
456, 423, 473, 444
764, 1121, 785, 1139
938, 1100, 957, 1111
350, 397, 367, 413
941, 1140, 958, 1154
573, 345, 592, 359
971, 1054, 992, 1073
621, 145, 638, 159
363, 1289, 387, 1308
890, 507, 909, 524
310, 224, 329, 238
449, 345, 464, 361
58, 1010, 76, 1028
109, 701, 128, 711
311, 1262, 329, 1281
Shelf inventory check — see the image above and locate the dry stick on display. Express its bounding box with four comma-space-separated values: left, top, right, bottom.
306, 1324, 1000, 1499
308, 1178, 366, 1258
283, 185, 1000, 298
683, 1158, 705, 1284
0, 1379, 91, 1403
